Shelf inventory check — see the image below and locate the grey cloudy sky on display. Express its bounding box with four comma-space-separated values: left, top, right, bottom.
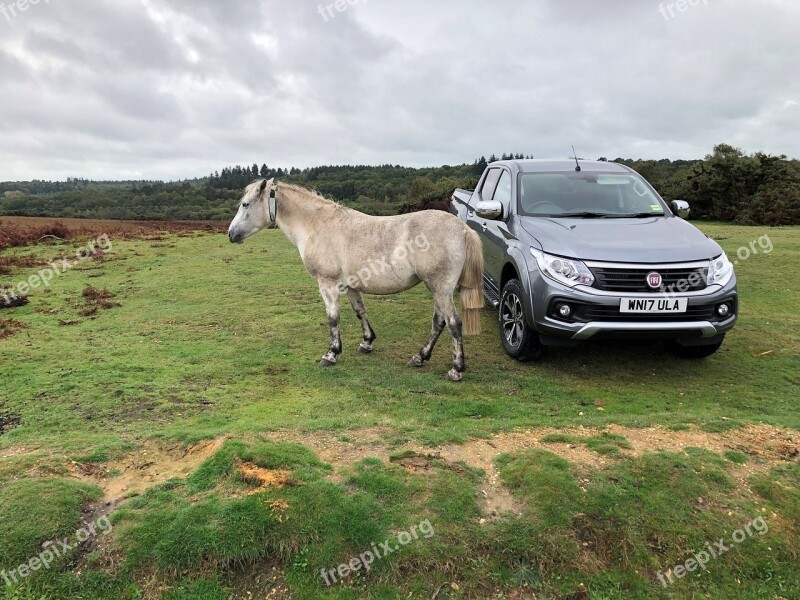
0, 0, 798, 181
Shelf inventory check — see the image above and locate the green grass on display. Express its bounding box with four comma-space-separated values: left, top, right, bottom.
1, 224, 798, 453
0, 223, 798, 598
493, 449, 799, 598
724, 450, 750, 465
0, 478, 102, 568
540, 432, 633, 456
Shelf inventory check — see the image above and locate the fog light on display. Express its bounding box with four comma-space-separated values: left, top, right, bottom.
558, 303, 573, 318
717, 303, 730, 317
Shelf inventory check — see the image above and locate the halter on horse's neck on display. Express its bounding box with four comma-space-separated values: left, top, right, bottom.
268, 182, 277, 223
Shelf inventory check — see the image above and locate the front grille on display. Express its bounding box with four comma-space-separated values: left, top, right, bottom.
589, 265, 708, 293
578, 304, 716, 322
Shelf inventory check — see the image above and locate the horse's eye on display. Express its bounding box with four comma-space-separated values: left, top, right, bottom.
242, 203, 250, 209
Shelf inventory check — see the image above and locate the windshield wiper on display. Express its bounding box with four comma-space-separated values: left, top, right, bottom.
606, 212, 665, 218
551, 212, 611, 218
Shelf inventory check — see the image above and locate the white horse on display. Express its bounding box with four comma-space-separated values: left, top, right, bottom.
228, 179, 483, 381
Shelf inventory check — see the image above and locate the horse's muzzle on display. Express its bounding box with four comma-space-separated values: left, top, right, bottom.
228, 230, 244, 244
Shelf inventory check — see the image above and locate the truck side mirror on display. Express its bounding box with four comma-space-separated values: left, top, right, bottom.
671, 200, 690, 219
475, 200, 503, 220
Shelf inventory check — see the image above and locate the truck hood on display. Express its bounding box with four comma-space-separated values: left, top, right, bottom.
519, 216, 723, 263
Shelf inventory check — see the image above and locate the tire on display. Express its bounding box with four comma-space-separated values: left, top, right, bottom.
498, 279, 548, 361
669, 337, 725, 359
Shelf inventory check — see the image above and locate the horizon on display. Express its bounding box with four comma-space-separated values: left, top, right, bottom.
0, 149, 778, 185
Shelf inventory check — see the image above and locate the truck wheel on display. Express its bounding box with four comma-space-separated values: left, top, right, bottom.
499, 279, 547, 361
669, 338, 725, 359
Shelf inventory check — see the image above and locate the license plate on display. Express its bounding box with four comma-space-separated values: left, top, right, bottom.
619, 297, 688, 313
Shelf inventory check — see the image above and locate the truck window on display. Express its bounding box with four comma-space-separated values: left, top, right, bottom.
479, 168, 502, 203
492, 170, 512, 217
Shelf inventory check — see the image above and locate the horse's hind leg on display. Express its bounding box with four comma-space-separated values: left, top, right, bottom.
409, 309, 446, 367
410, 291, 464, 381
318, 280, 342, 367
346, 289, 376, 353
444, 308, 465, 382
432, 292, 465, 382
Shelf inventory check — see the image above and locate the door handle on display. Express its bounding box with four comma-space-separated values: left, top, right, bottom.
481, 221, 488, 232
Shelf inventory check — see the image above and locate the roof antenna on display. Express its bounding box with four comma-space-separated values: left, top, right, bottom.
572, 145, 581, 172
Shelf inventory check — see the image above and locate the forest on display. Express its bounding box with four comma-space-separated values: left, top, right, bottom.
1, 144, 798, 225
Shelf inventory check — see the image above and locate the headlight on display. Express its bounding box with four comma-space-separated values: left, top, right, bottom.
530, 248, 594, 287
707, 252, 734, 287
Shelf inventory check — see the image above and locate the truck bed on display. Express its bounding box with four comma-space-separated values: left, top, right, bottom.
452, 188, 473, 206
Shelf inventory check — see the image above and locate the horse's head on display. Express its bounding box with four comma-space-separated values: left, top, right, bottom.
228, 178, 275, 244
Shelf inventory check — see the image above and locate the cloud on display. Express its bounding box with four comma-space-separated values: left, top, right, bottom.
0, 0, 798, 180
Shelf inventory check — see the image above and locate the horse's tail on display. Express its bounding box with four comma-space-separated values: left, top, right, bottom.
459, 227, 484, 336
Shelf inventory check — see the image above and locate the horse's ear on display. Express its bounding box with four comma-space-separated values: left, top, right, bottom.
259, 178, 275, 199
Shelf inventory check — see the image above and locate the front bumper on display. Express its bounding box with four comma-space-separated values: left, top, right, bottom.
528, 269, 738, 344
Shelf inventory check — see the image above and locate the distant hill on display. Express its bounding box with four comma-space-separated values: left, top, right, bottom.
1, 144, 797, 225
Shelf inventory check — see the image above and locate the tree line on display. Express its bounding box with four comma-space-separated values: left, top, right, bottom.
0, 144, 797, 225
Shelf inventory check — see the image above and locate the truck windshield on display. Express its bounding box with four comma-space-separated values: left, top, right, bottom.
518, 172, 666, 218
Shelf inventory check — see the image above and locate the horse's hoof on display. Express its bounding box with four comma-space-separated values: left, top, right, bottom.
446, 368, 463, 382
358, 344, 373, 354
408, 355, 424, 368
319, 359, 336, 367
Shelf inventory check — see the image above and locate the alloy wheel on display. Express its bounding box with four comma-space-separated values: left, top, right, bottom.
501, 292, 525, 347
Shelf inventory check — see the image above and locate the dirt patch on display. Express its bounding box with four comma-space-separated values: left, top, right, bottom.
262, 427, 397, 479
262, 428, 525, 520
0, 413, 21, 436
0, 216, 227, 252
69, 437, 229, 502
0, 318, 28, 339
261, 424, 799, 523
0, 445, 33, 459
602, 423, 800, 478
717, 424, 800, 461
437, 424, 800, 519
69, 497, 119, 570
237, 460, 294, 494
0, 254, 46, 276
390, 451, 437, 472
132, 550, 291, 600
226, 560, 291, 600
78, 285, 119, 317
61, 424, 799, 522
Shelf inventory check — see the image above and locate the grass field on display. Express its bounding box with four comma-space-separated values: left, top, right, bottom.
0, 222, 798, 599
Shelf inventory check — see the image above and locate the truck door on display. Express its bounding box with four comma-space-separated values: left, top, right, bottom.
481, 168, 512, 288
467, 168, 502, 290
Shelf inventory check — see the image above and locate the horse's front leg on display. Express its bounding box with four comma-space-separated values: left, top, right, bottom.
318, 280, 342, 367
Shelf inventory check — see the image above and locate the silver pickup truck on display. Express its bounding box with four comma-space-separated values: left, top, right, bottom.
450, 159, 738, 360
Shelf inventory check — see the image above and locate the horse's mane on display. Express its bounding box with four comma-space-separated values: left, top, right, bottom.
278, 182, 345, 210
